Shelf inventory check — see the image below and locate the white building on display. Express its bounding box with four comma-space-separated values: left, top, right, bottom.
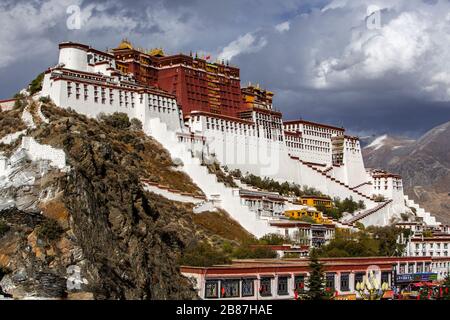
42, 42, 183, 133
39, 41, 442, 238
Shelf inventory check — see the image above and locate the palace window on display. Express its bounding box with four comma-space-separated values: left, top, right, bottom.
354, 273, 364, 289
259, 278, 272, 297
204, 280, 219, 299
326, 273, 335, 291
417, 263, 423, 273
241, 279, 254, 297
381, 272, 390, 286
67, 82, 72, 97
408, 264, 414, 274
277, 276, 289, 296
221, 280, 240, 298
340, 273, 350, 292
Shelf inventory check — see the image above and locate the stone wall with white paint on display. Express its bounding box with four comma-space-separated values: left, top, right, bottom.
0, 155, 7, 177
21, 137, 67, 170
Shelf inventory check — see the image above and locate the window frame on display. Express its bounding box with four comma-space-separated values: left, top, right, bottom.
277, 276, 289, 296
204, 280, 219, 299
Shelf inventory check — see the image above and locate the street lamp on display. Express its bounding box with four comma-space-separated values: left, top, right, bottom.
356, 270, 390, 300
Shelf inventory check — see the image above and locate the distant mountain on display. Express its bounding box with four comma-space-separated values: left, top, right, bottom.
363, 134, 415, 170
362, 122, 450, 224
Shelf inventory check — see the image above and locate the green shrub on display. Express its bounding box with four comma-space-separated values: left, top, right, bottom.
233, 245, 277, 259
36, 219, 63, 242
130, 118, 143, 131
29, 72, 44, 95
318, 226, 407, 258
372, 194, 387, 202
99, 112, 131, 129
13, 93, 26, 110
178, 242, 230, 267
240, 174, 323, 197
259, 233, 288, 245
229, 169, 242, 179
205, 161, 237, 188
39, 96, 51, 104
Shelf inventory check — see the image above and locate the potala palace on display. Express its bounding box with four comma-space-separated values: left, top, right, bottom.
33, 40, 441, 239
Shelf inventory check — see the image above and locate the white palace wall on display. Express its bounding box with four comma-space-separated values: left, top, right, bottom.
42, 73, 183, 133
39, 41, 436, 230
187, 115, 377, 209
343, 139, 367, 188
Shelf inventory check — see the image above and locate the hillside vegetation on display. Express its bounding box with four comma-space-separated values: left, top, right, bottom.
0, 100, 253, 299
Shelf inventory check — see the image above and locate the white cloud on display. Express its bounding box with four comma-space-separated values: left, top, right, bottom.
275, 21, 290, 33
0, 0, 80, 68
307, 2, 450, 101
218, 32, 267, 61
313, 11, 431, 88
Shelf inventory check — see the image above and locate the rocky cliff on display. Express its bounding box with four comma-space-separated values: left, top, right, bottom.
0, 99, 251, 299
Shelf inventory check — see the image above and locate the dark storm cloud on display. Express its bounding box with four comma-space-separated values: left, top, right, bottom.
1, 0, 449, 137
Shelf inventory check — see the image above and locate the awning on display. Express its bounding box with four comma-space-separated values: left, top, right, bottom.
423, 282, 435, 287
411, 281, 435, 287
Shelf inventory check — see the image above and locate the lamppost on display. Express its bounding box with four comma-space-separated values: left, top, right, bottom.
356, 270, 390, 300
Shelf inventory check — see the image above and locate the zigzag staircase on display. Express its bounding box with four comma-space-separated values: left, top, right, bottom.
344, 200, 393, 224
289, 156, 373, 202
145, 118, 279, 237
404, 195, 438, 226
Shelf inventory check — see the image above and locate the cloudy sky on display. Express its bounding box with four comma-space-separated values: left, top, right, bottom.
2, 0, 450, 138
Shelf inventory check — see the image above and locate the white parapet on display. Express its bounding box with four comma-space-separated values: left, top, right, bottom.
404, 195, 439, 226
20, 137, 68, 171
0, 155, 7, 177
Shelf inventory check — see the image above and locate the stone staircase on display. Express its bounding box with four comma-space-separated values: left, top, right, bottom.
323, 166, 333, 174
404, 195, 439, 226
350, 181, 372, 191
344, 200, 393, 225
145, 117, 279, 238
290, 156, 374, 204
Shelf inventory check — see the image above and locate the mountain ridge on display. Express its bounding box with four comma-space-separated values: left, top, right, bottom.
362, 121, 450, 224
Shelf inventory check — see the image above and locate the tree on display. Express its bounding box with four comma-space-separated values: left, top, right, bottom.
28, 72, 44, 95
306, 253, 327, 300
178, 242, 230, 267
439, 275, 450, 300
367, 226, 406, 256
130, 118, 143, 131
99, 112, 131, 129
233, 246, 277, 259
259, 233, 287, 245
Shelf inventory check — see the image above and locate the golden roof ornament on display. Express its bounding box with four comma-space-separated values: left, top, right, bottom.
117, 39, 133, 50
149, 48, 165, 57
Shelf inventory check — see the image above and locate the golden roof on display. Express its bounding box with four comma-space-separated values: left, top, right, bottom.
148, 48, 165, 57
117, 39, 133, 50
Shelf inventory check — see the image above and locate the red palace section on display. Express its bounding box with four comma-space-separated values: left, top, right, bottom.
113, 40, 244, 118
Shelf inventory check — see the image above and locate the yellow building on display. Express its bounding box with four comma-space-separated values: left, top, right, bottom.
300, 195, 333, 209
284, 208, 332, 224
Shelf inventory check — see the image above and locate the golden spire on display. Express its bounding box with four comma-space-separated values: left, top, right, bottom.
117, 38, 133, 50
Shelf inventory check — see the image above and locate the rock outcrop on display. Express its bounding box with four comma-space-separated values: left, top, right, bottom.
1, 100, 242, 299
